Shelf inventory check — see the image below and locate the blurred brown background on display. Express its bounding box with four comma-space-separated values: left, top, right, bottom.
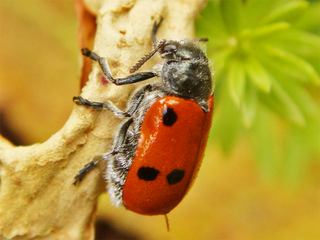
0, 1, 318, 239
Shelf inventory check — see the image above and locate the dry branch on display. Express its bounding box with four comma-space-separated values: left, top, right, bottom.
0, 0, 208, 239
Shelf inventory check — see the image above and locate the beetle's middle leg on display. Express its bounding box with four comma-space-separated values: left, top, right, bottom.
73, 84, 154, 118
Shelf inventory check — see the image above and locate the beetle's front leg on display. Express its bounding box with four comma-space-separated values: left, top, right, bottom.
82, 48, 157, 85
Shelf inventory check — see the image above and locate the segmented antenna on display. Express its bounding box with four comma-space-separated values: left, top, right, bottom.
197, 37, 209, 42
129, 42, 165, 73
152, 16, 164, 43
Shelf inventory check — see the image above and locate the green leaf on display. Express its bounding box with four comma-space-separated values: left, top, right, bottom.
243, 22, 290, 40
259, 79, 306, 126
303, 115, 320, 155
210, 79, 242, 153
251, 108, 279, 180
283, 126, 309, 184
295, 2, 320, 33
227, 59, 246, 106
260, 60, 319, 122
220, 0, 243, 34
256, 49, 314, 85
242, 0, 281, 28
209, 48, 233, 80
261, 44, 320, 86
259, 0, 309, 25
277, 79, 319, 121
197, 0, 319, 183
268, 29, 320, 61
244, 56, 272, 93
241, 84, 258, 128
196, 0, 228, 41
282, 114, 320, 184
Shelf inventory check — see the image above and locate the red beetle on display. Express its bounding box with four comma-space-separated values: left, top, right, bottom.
73, 18, 214, 217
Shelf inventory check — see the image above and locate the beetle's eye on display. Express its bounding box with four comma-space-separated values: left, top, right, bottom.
162, 44, 178, 53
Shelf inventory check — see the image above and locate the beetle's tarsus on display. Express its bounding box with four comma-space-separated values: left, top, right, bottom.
73, 160, 99, 185
81, 48, 100, 61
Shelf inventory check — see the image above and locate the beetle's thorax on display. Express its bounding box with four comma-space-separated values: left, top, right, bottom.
155, 38, 212, 103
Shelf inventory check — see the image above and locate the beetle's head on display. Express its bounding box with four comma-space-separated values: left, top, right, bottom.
158, 39, 207, 61
129, 38, 208, 73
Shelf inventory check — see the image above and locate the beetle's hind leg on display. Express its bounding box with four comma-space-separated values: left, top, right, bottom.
73, 115, 134, 184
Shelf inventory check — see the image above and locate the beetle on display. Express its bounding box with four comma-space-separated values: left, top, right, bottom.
73, 17, 214, 216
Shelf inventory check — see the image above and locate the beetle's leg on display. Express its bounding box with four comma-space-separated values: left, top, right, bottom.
82, 48, 157, 85
120, 84, 154, 116
112, 117, 134, 153
73, 155, 103, 185
73, 96, 125, 117
73, 84, 154, 118
198, 100, 210, 113
73, 96, 103, 109
82, 17, 163, 81
73, 117, 134, 184
73, 115, 135, 184
101, 84, 153, 118
98, 56, 156, 85
152, 16, 164, 43
109, 85, 158, 150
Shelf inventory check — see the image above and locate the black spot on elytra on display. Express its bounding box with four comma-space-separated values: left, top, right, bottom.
162, 107, 177, 126
166, 169, 185, 185
137, 167, 159, 181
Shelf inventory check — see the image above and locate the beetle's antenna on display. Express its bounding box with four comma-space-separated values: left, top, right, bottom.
164, 214, 170, 232
196, 37, 209, 42
130, 17, 165, 73
152, 16, 164, 43
129, 42, 164, 73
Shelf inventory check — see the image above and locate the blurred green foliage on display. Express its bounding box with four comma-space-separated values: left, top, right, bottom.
196, 0, 320, 183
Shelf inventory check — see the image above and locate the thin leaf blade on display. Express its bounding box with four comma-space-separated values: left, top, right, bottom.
244, 56, 272, 93
227, 59, 246, 106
